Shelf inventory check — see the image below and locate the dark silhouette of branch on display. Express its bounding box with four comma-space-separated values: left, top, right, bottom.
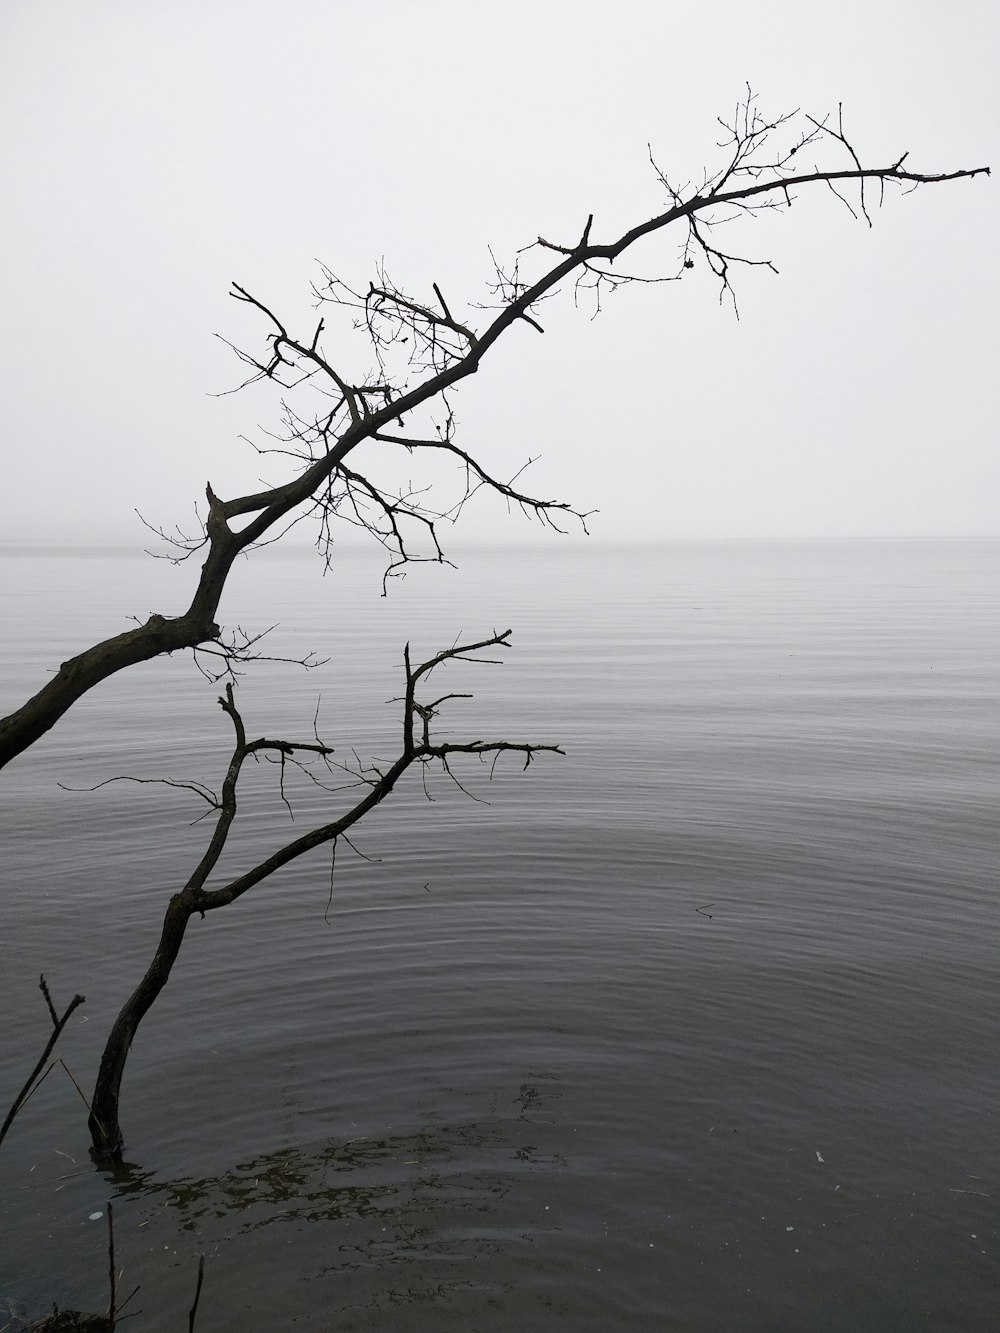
106, 1203, 116, 1331
0, 977, 85, 1149
188, 1255, 205, 1333
87, 633, 561, 1158
0, 91, 986, 767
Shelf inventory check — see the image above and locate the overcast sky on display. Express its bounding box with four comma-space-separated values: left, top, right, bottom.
1, 0, 997, 543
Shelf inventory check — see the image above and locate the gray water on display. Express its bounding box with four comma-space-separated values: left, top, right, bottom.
1, 539, 998, 1331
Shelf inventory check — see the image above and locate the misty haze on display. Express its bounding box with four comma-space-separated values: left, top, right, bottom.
1, 3, 997, 1330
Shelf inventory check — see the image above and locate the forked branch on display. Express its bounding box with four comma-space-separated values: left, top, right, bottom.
1, 977, 85, 1149
88, 633, 561, 1158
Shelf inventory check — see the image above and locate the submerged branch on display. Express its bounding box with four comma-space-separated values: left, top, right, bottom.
1, 978, 85, 1149
88, 633, 561, 1158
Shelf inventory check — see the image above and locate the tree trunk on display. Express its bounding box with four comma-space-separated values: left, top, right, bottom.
89, 893, 194, 1161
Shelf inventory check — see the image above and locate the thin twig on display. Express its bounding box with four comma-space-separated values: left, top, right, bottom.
324, 835, 337, 925
189, 1254, 206, 1332
107, 1201, 117, 1330
0, 980, 85, 1148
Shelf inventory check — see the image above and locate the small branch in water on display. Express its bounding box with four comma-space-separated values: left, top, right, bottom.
107, 1203, 117, 1330
0, 977, 85, 1148
189, 1254, 206, 1332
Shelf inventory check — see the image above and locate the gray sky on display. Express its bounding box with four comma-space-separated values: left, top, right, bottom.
2, 0, 997, 542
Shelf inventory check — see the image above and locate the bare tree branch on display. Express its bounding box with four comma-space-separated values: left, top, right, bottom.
0, 977, 85, 1149
0, 92, 986, 768
87, 633, 561, 1158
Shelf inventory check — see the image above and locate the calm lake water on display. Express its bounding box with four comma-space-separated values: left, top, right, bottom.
1, 539, 998, 1331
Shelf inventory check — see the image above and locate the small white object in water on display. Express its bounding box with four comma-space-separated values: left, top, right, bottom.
89, 1211, 103, 1221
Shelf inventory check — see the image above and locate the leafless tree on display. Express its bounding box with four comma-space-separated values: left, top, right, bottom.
0, 93, 987, 769
0, 94, 988, 1162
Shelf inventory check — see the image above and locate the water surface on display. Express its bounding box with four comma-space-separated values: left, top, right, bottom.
1, 539, 998, 1330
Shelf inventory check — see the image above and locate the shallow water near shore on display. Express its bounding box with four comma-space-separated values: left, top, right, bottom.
1, 538, 998, 1330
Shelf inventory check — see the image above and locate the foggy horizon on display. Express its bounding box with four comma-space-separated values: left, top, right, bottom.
2, 1, 996, 547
